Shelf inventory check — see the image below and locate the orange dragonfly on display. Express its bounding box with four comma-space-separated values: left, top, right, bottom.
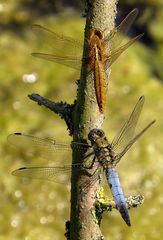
32, 9, 143, 113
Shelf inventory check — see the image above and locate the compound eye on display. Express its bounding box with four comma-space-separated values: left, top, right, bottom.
97, 129, 104, 137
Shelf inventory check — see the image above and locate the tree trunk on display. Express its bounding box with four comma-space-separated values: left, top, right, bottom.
70, 0, 117, 239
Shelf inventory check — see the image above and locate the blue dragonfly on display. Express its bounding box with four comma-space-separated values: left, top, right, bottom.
8, 96, 155, 226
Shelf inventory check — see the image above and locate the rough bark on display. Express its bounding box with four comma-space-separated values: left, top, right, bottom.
70, 1, 117, 239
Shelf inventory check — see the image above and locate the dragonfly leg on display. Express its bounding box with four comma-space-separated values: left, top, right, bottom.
83, 155, 96, 169
82, 167, 103, 192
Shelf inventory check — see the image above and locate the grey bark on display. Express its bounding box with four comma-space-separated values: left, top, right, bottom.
70, 1, 117, 239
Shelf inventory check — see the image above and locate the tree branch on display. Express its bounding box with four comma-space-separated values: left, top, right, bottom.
96, 191, 144, 225
70, 0, 117, 239
28, 93, 75, 133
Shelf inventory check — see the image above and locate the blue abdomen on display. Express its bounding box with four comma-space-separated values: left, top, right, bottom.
106, 168, 131, 226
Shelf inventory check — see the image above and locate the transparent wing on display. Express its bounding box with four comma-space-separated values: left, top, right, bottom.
9, 133, 92, 183
32, 24, 83, 68
8, 132, 71, 151
12, 166, 72, 183
12, 156, 99, 184
111, 96, 145, 154
115, 120, 155, 162
8, 133, 89, 165
105, 33, 143, 68
32, 24, 83, 55
104, 9, 143, 68
31, 53, 82, 70
105, 8, 139, 53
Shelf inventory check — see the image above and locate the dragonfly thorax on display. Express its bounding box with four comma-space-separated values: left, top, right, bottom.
98, 144, 116, 168
88, 129, 116, 168
88, 30, 105, 67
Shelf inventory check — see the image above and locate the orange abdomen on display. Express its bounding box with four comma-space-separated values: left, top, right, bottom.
94, 60, 106, 113
88, 29, 107, 113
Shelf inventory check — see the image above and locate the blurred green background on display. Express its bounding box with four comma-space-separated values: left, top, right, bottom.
0, 0, 163, 239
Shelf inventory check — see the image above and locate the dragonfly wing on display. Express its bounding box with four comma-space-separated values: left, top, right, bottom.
115, 120, 155, 162
111, 96, 145, 154
12, 166, 72, 183
115, 8, 138, 39
31, 53, 82, 70
105, 9, 139, 53
8, 133, 89, 165
106, 168, 131, 226
32, 24, 83, 56
8, 133, 72, 166
8, 133, 71, 151
105, 33, 143, 68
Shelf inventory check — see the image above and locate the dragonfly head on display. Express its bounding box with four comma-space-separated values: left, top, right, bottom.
88, 129, 105, 144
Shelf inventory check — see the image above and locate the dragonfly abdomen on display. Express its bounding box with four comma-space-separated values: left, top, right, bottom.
94, 60, 106, 113
106, 168, 131, 226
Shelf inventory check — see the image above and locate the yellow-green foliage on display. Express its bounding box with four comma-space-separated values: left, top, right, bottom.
0, 2, 163, 240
